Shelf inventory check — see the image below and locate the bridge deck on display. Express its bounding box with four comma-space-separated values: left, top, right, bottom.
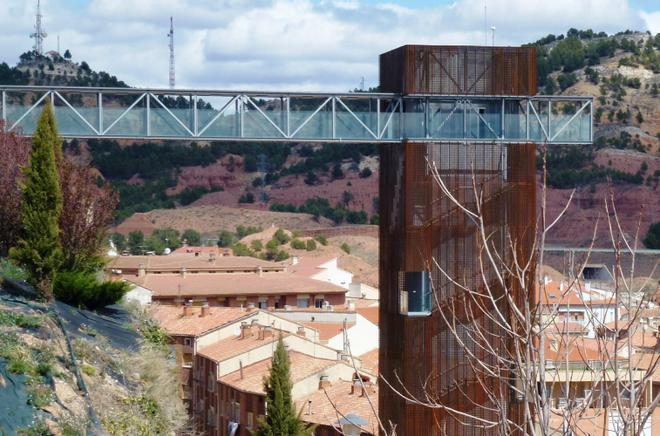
1, 86, 592, 143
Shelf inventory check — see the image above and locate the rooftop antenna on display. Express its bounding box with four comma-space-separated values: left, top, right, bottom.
30, 0, 47, 55
484, 2, 487, 46
490, 26, 496, 47
168, 16, 175, 89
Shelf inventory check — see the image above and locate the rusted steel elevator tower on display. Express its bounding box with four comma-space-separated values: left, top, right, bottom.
379, 45, 539, 435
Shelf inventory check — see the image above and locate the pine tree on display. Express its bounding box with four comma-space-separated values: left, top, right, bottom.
253, 336, 314, 436
10, 101, 63, 300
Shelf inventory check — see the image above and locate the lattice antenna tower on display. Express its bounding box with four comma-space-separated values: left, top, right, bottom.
168, 16, 175, 89
30, 0, 47, 55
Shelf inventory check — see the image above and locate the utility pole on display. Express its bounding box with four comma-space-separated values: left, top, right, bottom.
168, 16, 175, 89
30, 0, 47, 55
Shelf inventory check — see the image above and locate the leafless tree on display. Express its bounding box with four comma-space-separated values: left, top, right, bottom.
364, 148, 660, 435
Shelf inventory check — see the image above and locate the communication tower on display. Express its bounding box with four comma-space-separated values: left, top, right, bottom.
30, 0, 47, 55
168, 16, 175, 89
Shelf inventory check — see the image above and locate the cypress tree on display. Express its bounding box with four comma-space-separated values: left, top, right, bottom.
10, 101, 63, 300
253, 336, 314, 436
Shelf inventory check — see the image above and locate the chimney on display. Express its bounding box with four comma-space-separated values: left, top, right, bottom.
183, 301, 194, 317
318, 375, 330, 390
180, 267, 187, 278
240, 321, 253, 339
138, 263, 146, 278
201, 302, 210, 317
296, 326, 306, 337
257, 266, 263, 277
560, 281, 565, 292
239, 360, 244, 380
306, 400, 312, 415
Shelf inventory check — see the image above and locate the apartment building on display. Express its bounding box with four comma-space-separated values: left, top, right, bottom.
193, 324, 378, 435
110, 254, 350, 309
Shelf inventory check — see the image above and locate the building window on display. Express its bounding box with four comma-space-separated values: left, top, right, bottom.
207, 372, 215, 392
297, 296, 310, 308
231, 401, 241, 423
183, 337, 192, 347
258, 298, 268, 309
247, 411, 254, 429
314, 298, 324, 308
400, 272, 432, 316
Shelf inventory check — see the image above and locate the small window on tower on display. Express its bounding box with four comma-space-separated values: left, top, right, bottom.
400, 271, 432, 317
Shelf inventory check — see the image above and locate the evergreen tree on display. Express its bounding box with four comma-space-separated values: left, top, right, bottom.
10, 101, 63, 300
253, 336, 314, 436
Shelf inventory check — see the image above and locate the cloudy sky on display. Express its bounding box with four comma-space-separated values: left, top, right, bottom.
1, 0, 658, 91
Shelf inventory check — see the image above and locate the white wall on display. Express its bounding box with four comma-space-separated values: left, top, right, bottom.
327, 314, 379, 356
311, 258, 353, 290
124, 285, 152, 305
348, 283, 379, 300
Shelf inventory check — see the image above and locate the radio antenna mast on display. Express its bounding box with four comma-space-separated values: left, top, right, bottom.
168, 16, 175, 89
30, 0, 47, 55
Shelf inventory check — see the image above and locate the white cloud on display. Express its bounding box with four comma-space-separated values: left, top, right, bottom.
0, 0, 656, 91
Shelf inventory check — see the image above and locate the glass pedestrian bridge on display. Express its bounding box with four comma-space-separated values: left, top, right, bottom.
0, 86, 592, 144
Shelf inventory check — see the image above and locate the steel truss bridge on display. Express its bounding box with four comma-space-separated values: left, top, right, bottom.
1, 86, 591, 144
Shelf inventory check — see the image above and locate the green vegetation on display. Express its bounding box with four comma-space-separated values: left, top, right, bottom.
0, 328, 54, 414
340, 243, 351, 254
539, 147, 645, 188
644, 222, 660, 249
53, 271, 131, 310
290, 239, 306, 250
314, 235, 328, 246
305, 240, 317, 251
253, 336, 314, 436
0, 311, 42, 329
181, 229, 201, 246
0, 258, 29, 282
10, 101, 63, 300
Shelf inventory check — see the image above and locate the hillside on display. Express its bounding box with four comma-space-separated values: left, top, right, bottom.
2, 30, 659, 248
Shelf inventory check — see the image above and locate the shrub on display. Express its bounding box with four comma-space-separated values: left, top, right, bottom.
305, 240, 317, 251
340, 243, 351, 254
314, 235, 328, 246
290, 239, 306, 250
54, 271, 131, 310
238, 192, 255, 204
644, 222, 660, 249
250, 240, 263, 252
81, 363, 96, 376
232, 243, 255, 257
359, 167, 373, 178
273, 229, 291, 245
217, 230, 236, 247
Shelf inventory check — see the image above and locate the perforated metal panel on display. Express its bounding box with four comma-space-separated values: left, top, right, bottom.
379, 141, 536, 435
380, 45, 537, 96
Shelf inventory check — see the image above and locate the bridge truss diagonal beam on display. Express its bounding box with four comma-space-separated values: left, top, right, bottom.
0, 86, 592, 144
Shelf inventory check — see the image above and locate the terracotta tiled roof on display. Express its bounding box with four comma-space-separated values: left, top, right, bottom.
296, 380, 379, 434
150, 305, 251, 337
130, 271, 347, 297
543, 335, 623, 362
172, 246, 231, 256
107, 254, 282, 273
219, 351, 340, 395
301, 322, 353, 341
197, 332, 285, 363
546, 322, 587, 334
356, 306, 379, 325
358, 348, 379, 376
538, 281, 616, 306
289, 256, 337, 278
